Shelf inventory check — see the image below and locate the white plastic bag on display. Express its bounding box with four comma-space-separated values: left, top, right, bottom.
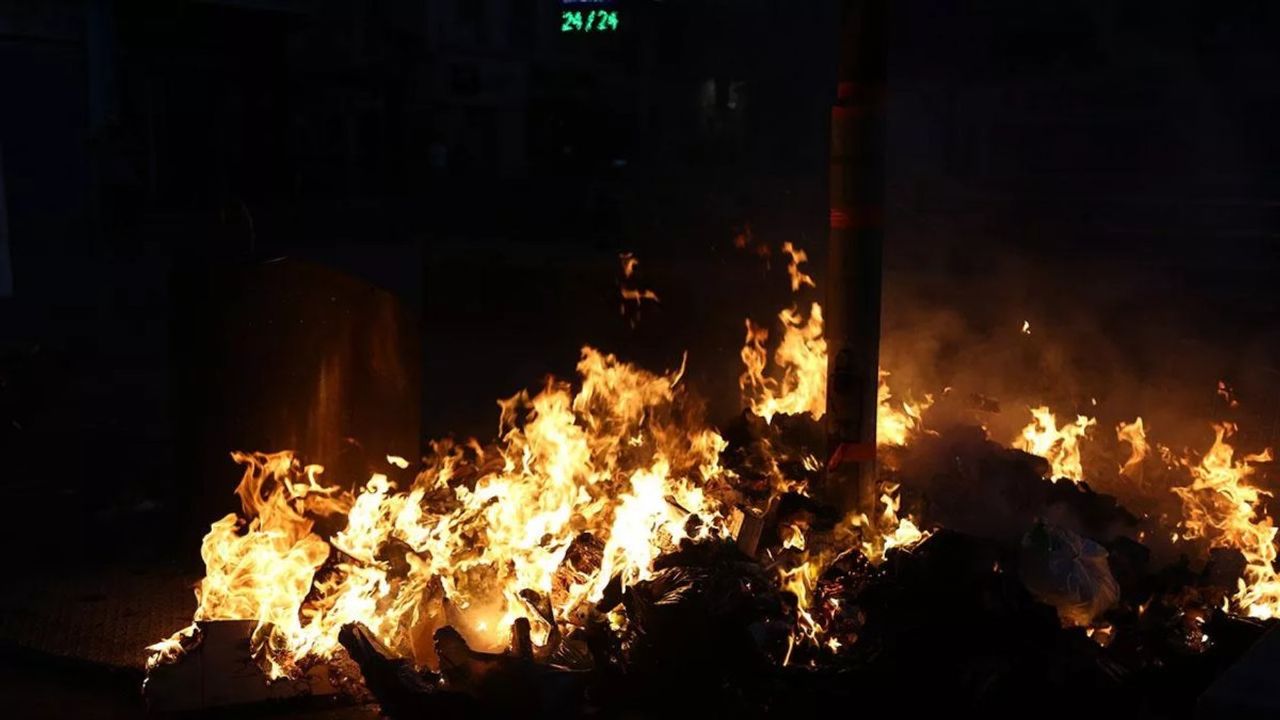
1018, 523, 1119, 627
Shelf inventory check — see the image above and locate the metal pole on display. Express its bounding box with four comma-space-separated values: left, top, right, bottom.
826, 0, 886, 520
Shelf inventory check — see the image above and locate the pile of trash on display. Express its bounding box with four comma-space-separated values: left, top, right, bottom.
330, 424, 1271, 718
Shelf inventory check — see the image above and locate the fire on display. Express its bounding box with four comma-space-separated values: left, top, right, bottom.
876, 371, 933, 448
855, 482, 929, 562
739, 241, 827, 424
780, 522, 807, 551
619, 252, 659, 319
190, 453, 342, 676
1013, 406, 1096, 483
153, 232, 1280, 698
620, 288, 659, 306
1217, 380, 1239, 408
739, 303, 827, 423
740, 304, 930, 441
1117, 417, 1148, 480
1172, 423, 1279, 619
781, 241, 816, 292
620, 252, 639, 279
779, 555, 826, 665
155, 347, 734, 677
778, 480, 929, 664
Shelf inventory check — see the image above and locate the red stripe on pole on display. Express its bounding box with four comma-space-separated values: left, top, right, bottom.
827, 442, 877, 470
829, 206, 883, 229
832, 105, 864, 121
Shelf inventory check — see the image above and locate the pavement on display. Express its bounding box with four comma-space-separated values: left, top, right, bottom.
0, 565, 379, 718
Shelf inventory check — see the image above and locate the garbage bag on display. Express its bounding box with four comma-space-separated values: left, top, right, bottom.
1018, 522, 1119, 626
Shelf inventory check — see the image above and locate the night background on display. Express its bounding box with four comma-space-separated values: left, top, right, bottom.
2, 0, 1280, 716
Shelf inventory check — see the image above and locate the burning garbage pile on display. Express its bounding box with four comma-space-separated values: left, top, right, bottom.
147, 251, 1280, 716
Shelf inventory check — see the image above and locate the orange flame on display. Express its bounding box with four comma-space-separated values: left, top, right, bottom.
619, 252, 659, 320
876, 371, 933, 448
739, 303, 827, 423
155, 347, 733, 676
1013, 406, 1096, 483
1217, 381, 1240, 409
1117, 417, 1148, 480
1172, 423, 1278, 619
854, 482, 929, 562
779, 555, 826, 664
781, 241, 816, 292
160, 250, 1280, 681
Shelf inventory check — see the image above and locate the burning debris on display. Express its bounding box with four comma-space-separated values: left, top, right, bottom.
1173, 423, 1279, 619
739, 303, 827, 424
1118, 417, 1149, 482
146, 248, 1280, 717
1013, 406, 1097, 484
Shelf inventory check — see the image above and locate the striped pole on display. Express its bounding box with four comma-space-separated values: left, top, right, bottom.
826, 0, 886, 521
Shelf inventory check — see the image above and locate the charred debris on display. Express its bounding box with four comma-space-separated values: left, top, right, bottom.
243, 418, 1272, 719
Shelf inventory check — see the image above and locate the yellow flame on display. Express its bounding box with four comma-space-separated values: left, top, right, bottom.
1013, 406, 1096, 483
780, 523, 807, 551
781, 241, 816, 292
1172, 423, 1278, 619
779, 481, 929, 662
162, 347, 733, 676
876, 371, 933, 448
779, 555, 826, 660
739, 303, 827, 423
856, 482, 930, 562
619, 252, 659, 317
620, 288, 659, 305
1117, 417, 1148, 480
620, 252, 639, 279
1217, 381, 1240, 408
1086, 622, 1114, 647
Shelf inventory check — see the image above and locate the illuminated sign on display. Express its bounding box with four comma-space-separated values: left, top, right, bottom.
561, 8, 619, 33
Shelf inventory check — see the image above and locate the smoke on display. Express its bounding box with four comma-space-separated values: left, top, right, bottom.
871, 222, 1280, 564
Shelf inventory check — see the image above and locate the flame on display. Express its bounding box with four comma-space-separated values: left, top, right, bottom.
1022, 320, 1031, 335
780, 522, 807, 551
1013, 407, 1096, 483
739, 241, 826, 423
1217, 380, 1240, 408
158, 347, 733, 676
620, 288, 660, 306
159, 246, 1280, 683
781, 241, 816, 292
739, 303, 827, 423
1117, 417, 1148, 480
1172, 423, 1278, 619
619, 252, 659, 319
856, 482, 929, 562
779, 555, 826, 663
1086, 622, 1114, 647
876, 371, 933, 448
620, 252, 639, 279
779, 480, 929, 663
